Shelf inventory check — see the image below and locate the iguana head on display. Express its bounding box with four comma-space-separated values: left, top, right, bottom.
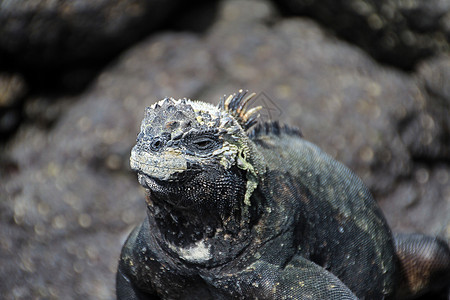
131, 90, 264, 220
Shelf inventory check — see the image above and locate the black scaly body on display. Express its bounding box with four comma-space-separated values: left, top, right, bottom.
117, 90, 450, 299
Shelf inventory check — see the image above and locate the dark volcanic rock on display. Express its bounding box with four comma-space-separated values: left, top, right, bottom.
275, 0, 450, 70
378, 165, 450, 240
405, 55, 450, 162
0, 0, 181, 66
0, 73, 26, 107
379, 55, 450, 240
0, 73, 27, 140
1, 0, 448, 298
0, 0, 184, 92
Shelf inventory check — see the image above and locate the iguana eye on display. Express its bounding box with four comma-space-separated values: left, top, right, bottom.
182, 130, 222, 154
191, 137, 215, 150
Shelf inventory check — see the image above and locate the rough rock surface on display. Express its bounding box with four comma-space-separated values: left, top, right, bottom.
1, 0, 449, 298
0, 0, 184, 65
407, 55, 450, 162
380, 54, 450, 239
276, 0, 450, 70
0, 0, 187, 92
0, 73, 27, 140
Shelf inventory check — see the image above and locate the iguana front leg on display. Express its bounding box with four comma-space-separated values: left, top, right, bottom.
205, 255, 358, 299
116, 224, 160, 300
116, 265, 160, 300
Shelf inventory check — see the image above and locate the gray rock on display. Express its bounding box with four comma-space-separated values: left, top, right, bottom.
0, 0, 181, 67
379, 55, 450, 241
0, 0, 191, 92
0, 73, 26, 107
1, 0, 448, 298
0, 73, 27, 139
378, 165, 450, 240
400, 55, 450, 162
274, 0, 450, 69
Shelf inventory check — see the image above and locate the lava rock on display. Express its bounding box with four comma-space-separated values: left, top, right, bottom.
0, 73, 27, 140
274, 0, 450, 70
0, 0, 185, 92
1, 0, 448, 299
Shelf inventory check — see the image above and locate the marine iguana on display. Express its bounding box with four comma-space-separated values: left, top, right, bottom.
117, 90, 450, 299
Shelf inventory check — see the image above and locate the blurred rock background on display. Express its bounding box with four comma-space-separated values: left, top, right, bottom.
0, 0, 449, 299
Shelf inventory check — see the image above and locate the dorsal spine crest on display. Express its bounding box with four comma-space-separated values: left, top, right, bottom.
218, 89, 263, 131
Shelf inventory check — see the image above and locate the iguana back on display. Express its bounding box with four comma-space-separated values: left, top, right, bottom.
250, 127, 397, 298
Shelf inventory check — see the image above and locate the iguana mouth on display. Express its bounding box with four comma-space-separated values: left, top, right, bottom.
137, 172, 165, 192
136, 165, 203, 201
137, 171, 192, 190
138, 171, 203, 210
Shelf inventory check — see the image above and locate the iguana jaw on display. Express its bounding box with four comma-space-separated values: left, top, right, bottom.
136, 172, 182, 196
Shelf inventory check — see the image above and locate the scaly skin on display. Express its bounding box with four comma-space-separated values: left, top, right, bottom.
117, 90, 450, 299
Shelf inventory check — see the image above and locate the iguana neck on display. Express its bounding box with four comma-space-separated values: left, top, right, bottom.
141, 164, 266, 266
145, 192, 235, 245
146, 192, 260, 267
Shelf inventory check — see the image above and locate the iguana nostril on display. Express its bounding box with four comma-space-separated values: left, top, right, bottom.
150, 138, 164, 151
